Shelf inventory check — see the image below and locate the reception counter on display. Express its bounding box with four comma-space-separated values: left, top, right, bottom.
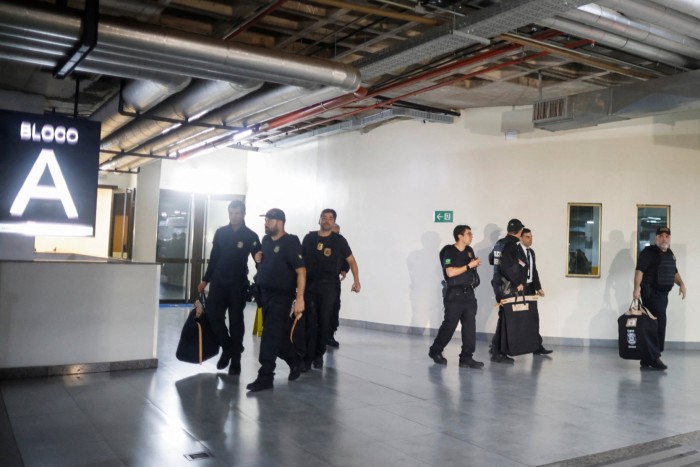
0, 256, 160, 378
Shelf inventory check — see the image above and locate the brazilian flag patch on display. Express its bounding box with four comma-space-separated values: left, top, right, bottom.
445, 258, 452, 265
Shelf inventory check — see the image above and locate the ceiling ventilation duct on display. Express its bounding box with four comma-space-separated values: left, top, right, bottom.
533, 69, 700, 131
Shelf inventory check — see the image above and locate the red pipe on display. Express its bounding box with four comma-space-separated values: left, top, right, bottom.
261, 30, 563, 133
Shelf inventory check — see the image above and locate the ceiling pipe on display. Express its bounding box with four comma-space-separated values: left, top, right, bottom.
652, 0, 700, 19
601, 0, 700, 41
538, 16, 696, 68
0, 0, 362, 91
311, 0, 440, 25
256, 30, 563, 134
563, 3, 700, 60
261, 38, 595, 144
100, 78, 263, 170
128, 85, 347, 160
91, 76, 192, 140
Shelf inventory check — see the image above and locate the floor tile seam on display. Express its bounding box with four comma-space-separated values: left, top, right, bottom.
439, 430, 534, 466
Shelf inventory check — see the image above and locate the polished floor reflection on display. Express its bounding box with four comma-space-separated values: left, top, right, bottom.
2, 303, 700, 467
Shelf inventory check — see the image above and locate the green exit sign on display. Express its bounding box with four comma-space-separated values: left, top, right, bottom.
434, 211, 453, 223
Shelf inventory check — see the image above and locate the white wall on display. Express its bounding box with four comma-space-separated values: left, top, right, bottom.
246, 107, 700, 345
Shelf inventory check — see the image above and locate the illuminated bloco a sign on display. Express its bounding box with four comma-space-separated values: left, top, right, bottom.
0, 110, 100, 236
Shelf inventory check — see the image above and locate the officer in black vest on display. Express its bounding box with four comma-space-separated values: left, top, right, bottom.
429, 224, 484, 368
198, 200, 261, 375
633, 226, 686, 370
488, 218, 528, 363
246, 208, 306, 392
302, 209, 360, 370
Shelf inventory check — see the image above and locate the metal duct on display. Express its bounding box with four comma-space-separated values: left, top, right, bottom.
652, 0, 700, 19
0, 0, 361, 91
131, 86, 348, 158
91, 76, 191, 140
533, 69, 700, 131
564, 4, 700, 60
357, 0, 593, 81
538, 16, 696, 68
601, 0, 700, 41
101, 78, 263, 153
260, 108, 454, 151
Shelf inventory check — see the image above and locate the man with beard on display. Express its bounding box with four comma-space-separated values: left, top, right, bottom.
633, 226, 686, 370
198, 200, 260, 375
302, 209, 360, 370
246, 208, 305, 392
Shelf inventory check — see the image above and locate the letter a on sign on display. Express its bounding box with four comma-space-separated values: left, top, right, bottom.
10, 149, 78, 219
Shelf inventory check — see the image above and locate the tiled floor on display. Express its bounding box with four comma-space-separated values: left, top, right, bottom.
2, 303, 700, 467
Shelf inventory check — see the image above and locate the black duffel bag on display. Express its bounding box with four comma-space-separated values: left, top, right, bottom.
618, 299, 658, 361
500, 293, 541, 356
176, 293, 220, 364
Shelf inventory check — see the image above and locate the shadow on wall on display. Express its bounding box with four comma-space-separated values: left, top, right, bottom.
577, 230, 634, 342
473, 223, 503, 332
406, 231, 443, 332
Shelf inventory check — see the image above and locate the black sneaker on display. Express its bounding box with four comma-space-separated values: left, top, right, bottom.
228, 359, 241, 375
313, 357, 323, 369
428, 350, 447, 365
246, 378, 273, 392
640, 360, 651, 368
459, 358, 484, 369
490, 353, 514, 364
216, 351, 231, 370
649, 358, 667, 371
288, 363, 301, 381
300, 360, 311, 373
533, 346, 553, 355
327, 336, 340, 348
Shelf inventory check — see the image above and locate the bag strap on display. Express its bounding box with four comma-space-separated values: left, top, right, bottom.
196, 322, 203, 364
290, 314, 301, 343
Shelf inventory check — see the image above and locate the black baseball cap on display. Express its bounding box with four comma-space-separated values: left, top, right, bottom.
507, 218, 524, 232
261, 208, 286, 221
656, 226, 671, 235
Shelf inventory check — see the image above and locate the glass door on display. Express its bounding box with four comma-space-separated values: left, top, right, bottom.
157, 190, 192, 302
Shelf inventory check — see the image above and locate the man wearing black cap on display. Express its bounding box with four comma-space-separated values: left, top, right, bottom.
633, 226, 686, 370
488, 218, 528, 363
198, 200, 261, 375
247, 208, 306, 392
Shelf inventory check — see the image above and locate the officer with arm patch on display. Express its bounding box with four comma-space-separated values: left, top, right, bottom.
429, 224, 484, 369
633, 226, 686, 371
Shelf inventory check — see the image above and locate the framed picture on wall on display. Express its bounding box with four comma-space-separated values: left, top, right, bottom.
566, 203, 602, 278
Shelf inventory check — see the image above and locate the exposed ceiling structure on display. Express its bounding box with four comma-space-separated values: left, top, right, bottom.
1, 0, 700, 173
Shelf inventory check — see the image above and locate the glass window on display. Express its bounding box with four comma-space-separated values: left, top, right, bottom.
637, 205, 670, 256
567, 203, 601, 277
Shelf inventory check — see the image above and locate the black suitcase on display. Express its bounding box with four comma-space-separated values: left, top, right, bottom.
618, 299, 658, 361
500, 294, 541, 356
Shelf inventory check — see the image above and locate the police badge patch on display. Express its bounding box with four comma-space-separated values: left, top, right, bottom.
274, 246, 280, 253
626, 329, 637, 347
323, 248, 331, 257
237, 241, 244, 248
317, 243, 323, 251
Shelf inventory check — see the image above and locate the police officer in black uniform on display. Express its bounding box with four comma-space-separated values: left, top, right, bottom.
302, 209, 360, 370
246, 208, 306, 392
198, 200, 260, 375
489, 218, 527, 363
428, 224, 484, 368
327, 223, 350, 349
633, 226, 686, 371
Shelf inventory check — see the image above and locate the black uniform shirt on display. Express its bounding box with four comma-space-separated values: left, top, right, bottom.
202, 223, 261, 285
301, 231, 352, 284
442, 244, 477, 287
256, 233, 305, 292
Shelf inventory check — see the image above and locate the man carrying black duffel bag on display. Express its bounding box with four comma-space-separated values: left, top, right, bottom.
633, 226, 687, 370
